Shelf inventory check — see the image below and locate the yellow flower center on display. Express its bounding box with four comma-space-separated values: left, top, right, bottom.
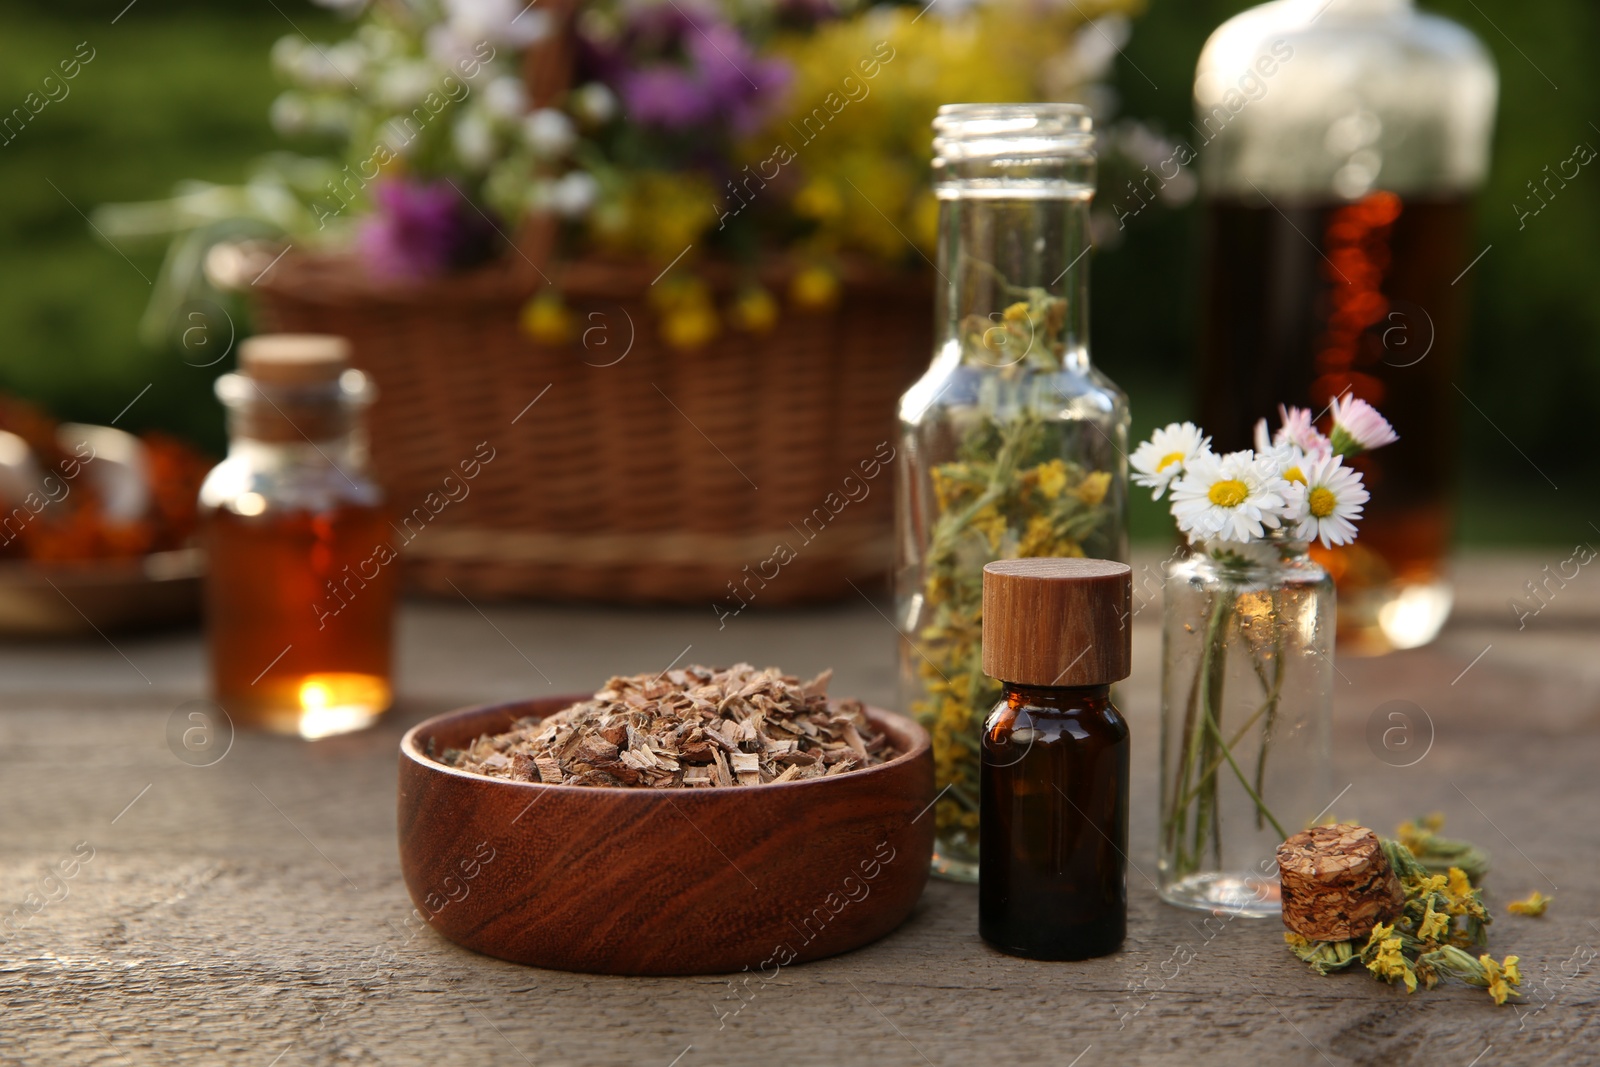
1208, 479, 1248, 508
1308, 486, 1337, 518
1156, 451, 1186, 472
1284, 466, 1307, 485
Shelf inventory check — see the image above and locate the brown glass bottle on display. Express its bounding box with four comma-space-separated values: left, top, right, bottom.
979, 558, 1132, 960
980, 683, 1129, 959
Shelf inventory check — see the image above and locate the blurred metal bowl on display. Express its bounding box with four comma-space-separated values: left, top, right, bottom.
0, 548, 203, 637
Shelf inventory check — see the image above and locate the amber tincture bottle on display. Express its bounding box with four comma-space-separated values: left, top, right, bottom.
979, 558, 1133, 960
200, 334, 396, 738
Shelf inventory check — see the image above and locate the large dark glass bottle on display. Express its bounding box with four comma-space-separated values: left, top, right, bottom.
1194, 0, 1497, 653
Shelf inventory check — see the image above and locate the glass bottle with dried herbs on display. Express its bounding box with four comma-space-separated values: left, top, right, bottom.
895, 104, 1129, 882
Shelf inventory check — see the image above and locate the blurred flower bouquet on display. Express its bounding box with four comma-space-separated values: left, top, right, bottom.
1146, 398, 1399, 910
101, 0, 1178, 347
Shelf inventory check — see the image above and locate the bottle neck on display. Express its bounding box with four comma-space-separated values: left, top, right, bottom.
1002, 681, 1112, 711
216, 369, 373, 449
226, 434, 366, 470
932, 106, 1094, 376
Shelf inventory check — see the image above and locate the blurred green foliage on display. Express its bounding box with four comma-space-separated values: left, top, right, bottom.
0, 1, 1591, 542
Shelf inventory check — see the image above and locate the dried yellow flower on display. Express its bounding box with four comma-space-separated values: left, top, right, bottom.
1479, 954, 1520, 1006
970, 504, 1007, 552
1077, 470, 1112, 507
1417, 899, 1450, 944
789, 265, 839, 309
662, 303, 719, 350
1507, 891, 1551, 917
520, 293, 572, 346
1367, 936, 1418, 993
731, 287, 778, 333
1035, 459, 1069, 500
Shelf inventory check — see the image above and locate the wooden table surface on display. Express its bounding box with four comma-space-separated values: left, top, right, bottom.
3, 550, 1598, 1066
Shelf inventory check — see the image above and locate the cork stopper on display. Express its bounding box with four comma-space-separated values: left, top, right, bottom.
981, 558, 1132, 686
220, 334, 366, 444
1277, 824, 1405, 941
238, 334, 350, 385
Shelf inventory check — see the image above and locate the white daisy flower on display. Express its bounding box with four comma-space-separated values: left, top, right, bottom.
452, 109, 496, 170
482, 76, 528, 120
1169, 449, 1289, 544
1130, 421, 1209, 500
522, 108, 576, 158
571, 83, 618, 125
547, 171, 599, 218
1255, 438, 1316, 493
1283, 453, 1368, 548
1328, 395, 1397, 456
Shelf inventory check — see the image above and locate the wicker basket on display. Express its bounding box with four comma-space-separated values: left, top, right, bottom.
252, 254, 931, 604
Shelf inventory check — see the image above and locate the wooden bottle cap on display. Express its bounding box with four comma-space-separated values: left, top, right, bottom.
239, 334, 350, 385
981, 558, 1132, 686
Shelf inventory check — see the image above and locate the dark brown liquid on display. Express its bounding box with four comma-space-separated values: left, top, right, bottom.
204, 503, 397, 736
1199, 193, 1474, 609
980, 683, 1128, 960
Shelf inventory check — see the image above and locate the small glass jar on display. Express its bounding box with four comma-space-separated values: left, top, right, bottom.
1157, 538, 1333, 916
896, 104, 1130, 882
199, 334, 397, 738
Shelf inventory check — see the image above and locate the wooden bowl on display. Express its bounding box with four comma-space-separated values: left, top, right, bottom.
397, 696, 935, 975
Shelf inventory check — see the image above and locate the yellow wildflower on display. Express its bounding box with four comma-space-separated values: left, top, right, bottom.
1414, 873, 1448, 899
520, 292, 572, 345
1035, 459, 1068, 500
793, 179, 844, 221
1417, 899, 1450, 944
1016, 514, 1057, 558
1480, 954, 1519, 1005
1366, 921, 1395, 946
970, 504, 1007, 552
730, 286, 778, 333
1002, 301, 1031, 325
1445, 867, 1475, 915
790, 265, 839, 309
1367, 936, 1418, 993
1077, 470, 1112, 507
1284, 932, 1311, 948
1507, 891, 1552, 917
662, 302, 719, 350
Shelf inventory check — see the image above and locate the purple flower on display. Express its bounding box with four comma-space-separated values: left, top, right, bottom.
580, 4, 790, 138
357, 179, 499, 280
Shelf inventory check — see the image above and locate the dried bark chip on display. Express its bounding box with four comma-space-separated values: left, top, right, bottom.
438, 663, 898, 788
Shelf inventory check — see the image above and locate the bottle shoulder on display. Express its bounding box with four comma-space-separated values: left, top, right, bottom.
900, 358, 1129, 427
199, 450, 384, 514
1202, 1, 1493, 71
985, 697, 1129, 741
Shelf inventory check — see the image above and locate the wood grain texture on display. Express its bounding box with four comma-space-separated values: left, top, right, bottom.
2, 557, 1598, 1066
982, 558, 1132, 686
398, 699, 934, 975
